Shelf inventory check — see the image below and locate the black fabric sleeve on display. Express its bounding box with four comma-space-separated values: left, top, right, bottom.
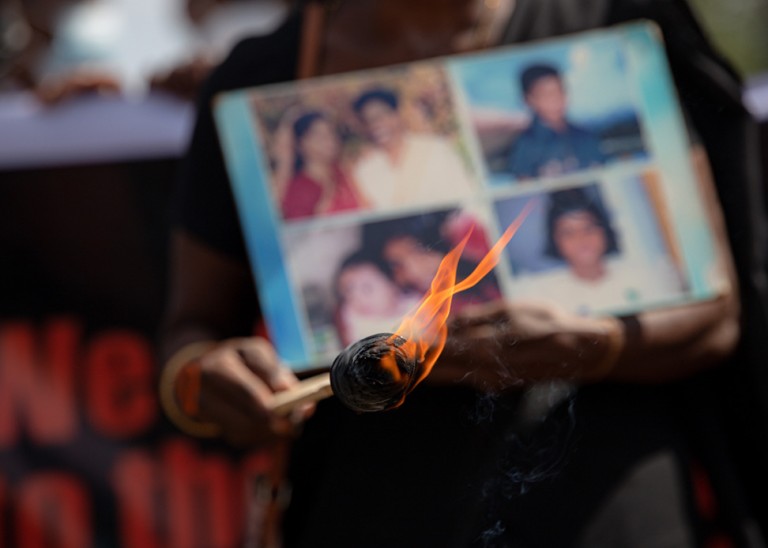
605, 2, 768, 539
174, 13, 302, 261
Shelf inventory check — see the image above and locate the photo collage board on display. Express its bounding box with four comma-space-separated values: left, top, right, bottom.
215, 22, 724, 371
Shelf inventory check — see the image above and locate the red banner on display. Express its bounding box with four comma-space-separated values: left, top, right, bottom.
0, 160, 269, 547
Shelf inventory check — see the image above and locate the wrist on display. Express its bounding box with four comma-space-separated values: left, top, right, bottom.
159, 340, 221, 437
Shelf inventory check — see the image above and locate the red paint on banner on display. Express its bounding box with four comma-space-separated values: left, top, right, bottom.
4, 442, 276, 548
84, 331, 156, 437
0, 318, 279, 547
163, 440, 241, 548
113, 451, 162, 548
0, 476, 5, 548
16, 474, 91, 548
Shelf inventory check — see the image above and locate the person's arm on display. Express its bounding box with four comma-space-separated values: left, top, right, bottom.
158, 17, 308, 446
607, 145, 739, 381
433, 146, 739, 387
160, 230, 308, 446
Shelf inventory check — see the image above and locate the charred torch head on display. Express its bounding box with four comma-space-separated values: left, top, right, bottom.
330, 333, 421, 413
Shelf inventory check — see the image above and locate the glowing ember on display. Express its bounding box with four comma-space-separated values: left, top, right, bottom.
331, 202, 534, 412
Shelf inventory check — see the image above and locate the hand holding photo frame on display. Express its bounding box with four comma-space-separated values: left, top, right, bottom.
214, 22, 725, 371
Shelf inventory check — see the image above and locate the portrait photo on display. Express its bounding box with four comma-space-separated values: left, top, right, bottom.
450, 34, 648, 184
494, 175, 686, 315
250, 64, 479, 222
283, 208, 503, 357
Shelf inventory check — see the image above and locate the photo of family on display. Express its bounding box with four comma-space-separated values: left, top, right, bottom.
250, 64, 478, 222
283, 208, 503, 355
450, 34, 648, 184
494, 176, 686, 314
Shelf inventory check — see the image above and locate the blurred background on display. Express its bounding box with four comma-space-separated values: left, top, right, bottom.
0, 0, 765, 546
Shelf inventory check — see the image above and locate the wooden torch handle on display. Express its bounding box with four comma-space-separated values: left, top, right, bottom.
269, 373, 334, 416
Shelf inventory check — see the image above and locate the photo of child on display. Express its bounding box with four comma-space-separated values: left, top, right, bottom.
361, 211, 502, 314
334, 250, 421, 346
506, 63, 606, 179
450, 34, 648, 184
494, 177, 686, 314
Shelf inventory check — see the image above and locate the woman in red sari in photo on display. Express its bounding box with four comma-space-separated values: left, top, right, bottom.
275, 110, 367, 220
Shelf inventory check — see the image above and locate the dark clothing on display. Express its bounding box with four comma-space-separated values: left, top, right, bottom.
175, 1, 768, 546
507, 115, 605, 179
176, 15, 300, 260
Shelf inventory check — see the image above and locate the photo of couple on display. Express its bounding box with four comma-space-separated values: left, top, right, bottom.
251, 65, 478, 222
283, 209, 502, 353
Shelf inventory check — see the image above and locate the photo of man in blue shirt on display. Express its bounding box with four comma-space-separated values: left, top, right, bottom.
508, 64, 606, 179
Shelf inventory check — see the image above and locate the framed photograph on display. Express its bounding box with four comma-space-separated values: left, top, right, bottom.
215, 22, 723, 370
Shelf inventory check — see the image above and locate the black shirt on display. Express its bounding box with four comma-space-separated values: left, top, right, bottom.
175, 1, 768, 546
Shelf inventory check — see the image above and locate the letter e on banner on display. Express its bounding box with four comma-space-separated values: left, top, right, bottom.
85, 331, 156, 438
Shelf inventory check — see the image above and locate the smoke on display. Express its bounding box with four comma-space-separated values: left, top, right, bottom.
477, 520, 507, 548
500, 394, 576, 496
473, 382, 578, 546
471, 391, 499, 424
507, 387, 576, 493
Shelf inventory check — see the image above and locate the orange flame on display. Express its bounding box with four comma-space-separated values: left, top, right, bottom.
381, 201, 536, 399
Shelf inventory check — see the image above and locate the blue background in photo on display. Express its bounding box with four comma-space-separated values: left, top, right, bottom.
453, 35, 634, 125
495, 194, 562, 275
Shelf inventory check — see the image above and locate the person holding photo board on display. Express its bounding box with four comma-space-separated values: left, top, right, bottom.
160, 0, 768, 546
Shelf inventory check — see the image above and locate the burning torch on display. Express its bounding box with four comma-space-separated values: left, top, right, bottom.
270, 204, 533, 415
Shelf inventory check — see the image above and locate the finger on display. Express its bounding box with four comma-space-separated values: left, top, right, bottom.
199, 359, 299, 441
205, 398, 291, 447
289, 402, 317, 426
237, 338, 298, 392
201, 350, 276, 418
199, 395, 268, 445
204, 348, 309, 429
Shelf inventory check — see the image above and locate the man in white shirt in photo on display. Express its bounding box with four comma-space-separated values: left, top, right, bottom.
351, 88, 476, 209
